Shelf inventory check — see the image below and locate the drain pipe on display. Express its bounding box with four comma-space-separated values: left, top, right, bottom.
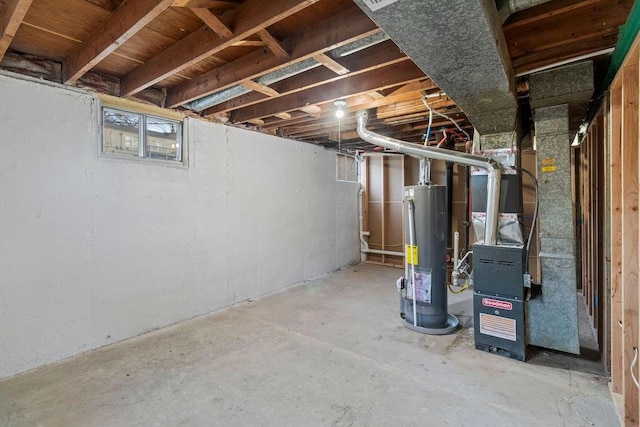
356, 110, 502, 245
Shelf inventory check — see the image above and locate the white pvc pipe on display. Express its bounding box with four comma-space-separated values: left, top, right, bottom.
407, 199, 417, 327
453, 231, 460, 276
358, 187, 404, 258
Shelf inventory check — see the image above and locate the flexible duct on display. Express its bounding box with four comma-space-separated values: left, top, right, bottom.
356, 110, 502, 245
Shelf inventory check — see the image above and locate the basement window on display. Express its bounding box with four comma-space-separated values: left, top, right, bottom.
336, 153, 359, 182
102, 107, 183, 163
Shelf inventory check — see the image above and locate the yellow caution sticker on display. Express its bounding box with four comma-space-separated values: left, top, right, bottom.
406, 244, 419, 265
541, 165, 556, 172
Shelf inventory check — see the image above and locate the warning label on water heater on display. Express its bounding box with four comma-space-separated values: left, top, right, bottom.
407, 269, 432, 304
479, 313, 516, 342
405, 244, 418, 265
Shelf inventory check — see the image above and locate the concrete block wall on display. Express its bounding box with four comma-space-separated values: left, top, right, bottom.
0, 73, 360, 379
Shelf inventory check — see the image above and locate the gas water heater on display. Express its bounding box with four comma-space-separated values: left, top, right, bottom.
398, 184, 459, 334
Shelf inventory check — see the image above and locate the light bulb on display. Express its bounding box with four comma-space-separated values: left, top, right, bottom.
335, 109, 344, 119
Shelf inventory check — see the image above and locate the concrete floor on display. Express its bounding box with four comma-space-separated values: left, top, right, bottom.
0, 263, 617, 426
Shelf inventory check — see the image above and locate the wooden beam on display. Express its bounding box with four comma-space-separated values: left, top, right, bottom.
261, 79, 435, 130
240, 79, 280, 97
504, 0, 603, 30
202, 39, 405, 115
190, 7, 233, 38
121, 0, 318, 96
62, 0, 174, 83
231, 61, 425, 123
313, 53, 349, 75
0, 0, 34, 60
610, 78, 623, 394
165, 6, 379, 107
256, 29, 289, 58
621, 59, 639, 426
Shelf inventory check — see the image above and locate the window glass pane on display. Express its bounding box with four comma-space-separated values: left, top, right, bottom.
102, 108, 141, 157
146, 116, 181, 161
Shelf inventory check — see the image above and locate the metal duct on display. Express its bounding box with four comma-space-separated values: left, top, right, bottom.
356, 110, 502, 245
353, 0, 517, 134
329, 32, 390, 58
496, 0, 552, 23
187, 33, 391, 112
187, 85, 250, 112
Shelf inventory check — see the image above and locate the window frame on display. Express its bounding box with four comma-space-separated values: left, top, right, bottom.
99, 99, 186, 166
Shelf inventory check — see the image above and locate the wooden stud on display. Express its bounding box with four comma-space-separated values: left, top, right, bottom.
121, 0, 319, 96
0, 0, 34, 60
611, 77, 624, 394
313, 53, 350, 75
256, 29, 289, 58
621, 59, 639, 426
190, 8, 233, 38
62, 0, 174, 83
165, 6, 379, 107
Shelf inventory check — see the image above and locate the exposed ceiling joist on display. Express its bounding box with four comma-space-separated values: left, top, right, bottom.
231, 61, 424, 123
0, 0, 34, 60
62, 0, 174, 83
202, 39, 406, 115
261, 79, 436, 132
166, 5, 379, 107
1, 0, 632, 148
121, 0, 319, 96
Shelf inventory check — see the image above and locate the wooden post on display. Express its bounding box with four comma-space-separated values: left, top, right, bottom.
610, 78, 623, 394
621, 58, 639, 426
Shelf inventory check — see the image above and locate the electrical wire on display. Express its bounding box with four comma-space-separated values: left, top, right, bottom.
424, 107, 433, 146
421, 96, 470, 140
632, 347, 640, 389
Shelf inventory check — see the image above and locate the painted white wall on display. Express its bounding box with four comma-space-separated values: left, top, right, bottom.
0, 73, 360, 379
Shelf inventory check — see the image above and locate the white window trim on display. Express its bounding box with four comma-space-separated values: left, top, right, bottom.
98, 95, 187, 167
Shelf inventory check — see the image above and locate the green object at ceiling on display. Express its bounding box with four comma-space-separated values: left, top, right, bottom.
602, 0, 640, 90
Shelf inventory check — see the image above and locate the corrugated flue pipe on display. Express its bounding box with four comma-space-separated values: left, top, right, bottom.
356, 110, 502, 245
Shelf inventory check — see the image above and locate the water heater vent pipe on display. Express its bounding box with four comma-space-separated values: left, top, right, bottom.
356, 110, 502, 245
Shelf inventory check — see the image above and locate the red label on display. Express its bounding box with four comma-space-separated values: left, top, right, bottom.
482, 298, 512, 311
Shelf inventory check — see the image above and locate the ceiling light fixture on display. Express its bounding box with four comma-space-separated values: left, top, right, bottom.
334, 99, 346, 119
